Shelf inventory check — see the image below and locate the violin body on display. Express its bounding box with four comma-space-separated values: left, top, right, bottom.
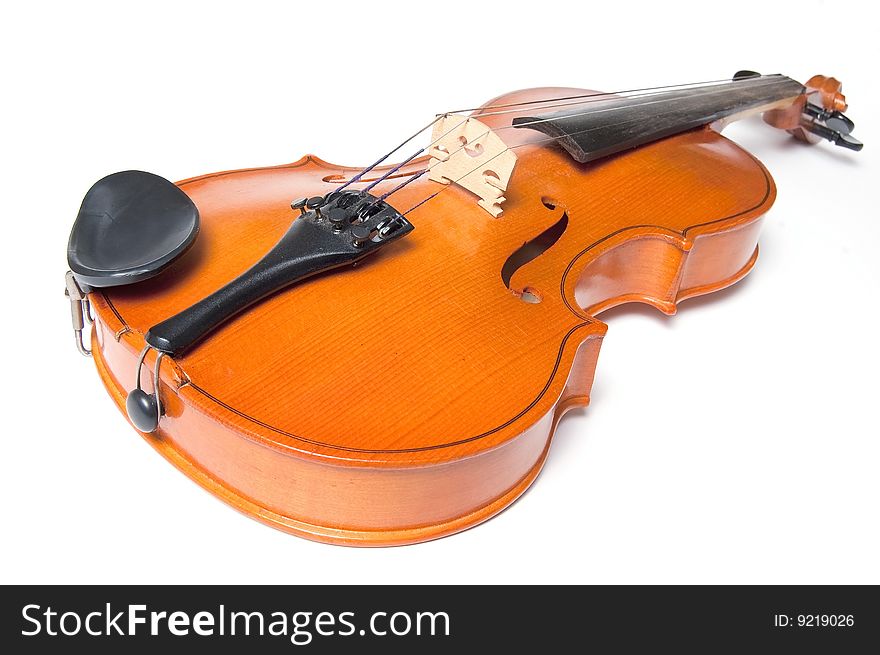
87, 87, 776, 545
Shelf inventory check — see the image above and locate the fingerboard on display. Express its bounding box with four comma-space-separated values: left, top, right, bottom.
512, 75, 804, 163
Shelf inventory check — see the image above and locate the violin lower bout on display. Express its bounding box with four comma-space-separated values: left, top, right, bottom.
91, 310, 604, 546
89, 214, 763, 546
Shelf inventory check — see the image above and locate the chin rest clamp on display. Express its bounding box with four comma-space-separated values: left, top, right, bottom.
65, 270, 92, 357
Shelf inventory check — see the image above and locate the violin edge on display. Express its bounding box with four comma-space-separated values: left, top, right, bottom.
91, 329, 591, 545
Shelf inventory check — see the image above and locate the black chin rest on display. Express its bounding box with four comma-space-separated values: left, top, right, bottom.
68, 171, 199, 289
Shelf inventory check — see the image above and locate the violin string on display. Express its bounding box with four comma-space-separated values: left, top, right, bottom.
358, 76, 788, 217
333, 116, 444, 194
358, 114, 502, 192
443, 75, 780, 114
360, 148, 426, 193
369, 77, 788, 211
413, 76, 786, 165
332, 114, 487, 195
333, 75, 782, 197
420, 78, 785, 170
443, 75, 784, 119
377, 165, 429, 201
440, 77, 786, 146
399, 76, 792, 215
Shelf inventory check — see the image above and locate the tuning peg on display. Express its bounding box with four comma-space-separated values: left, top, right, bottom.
825, 111, 855, 135
830, 132, 863, 151
803, 104, 855, 135
803, 122, 863, 151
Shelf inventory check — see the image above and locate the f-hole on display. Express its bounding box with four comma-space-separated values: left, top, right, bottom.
501, 209, 569, 288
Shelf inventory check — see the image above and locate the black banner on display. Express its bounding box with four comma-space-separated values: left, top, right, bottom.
2, 585, 877, 653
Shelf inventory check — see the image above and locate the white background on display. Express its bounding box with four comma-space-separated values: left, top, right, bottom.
2, 0, 877, 584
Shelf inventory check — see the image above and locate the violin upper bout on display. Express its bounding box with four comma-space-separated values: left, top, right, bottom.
519, 128, 779, 319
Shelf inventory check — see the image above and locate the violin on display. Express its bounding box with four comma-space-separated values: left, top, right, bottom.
65, 71, 862, 546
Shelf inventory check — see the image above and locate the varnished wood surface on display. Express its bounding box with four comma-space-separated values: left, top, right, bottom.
88, 87, 775, 544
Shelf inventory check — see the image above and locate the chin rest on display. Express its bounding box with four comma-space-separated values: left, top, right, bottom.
68, 170, 199, 289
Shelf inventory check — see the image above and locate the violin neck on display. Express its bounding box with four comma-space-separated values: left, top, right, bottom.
513, 74, 805, 163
